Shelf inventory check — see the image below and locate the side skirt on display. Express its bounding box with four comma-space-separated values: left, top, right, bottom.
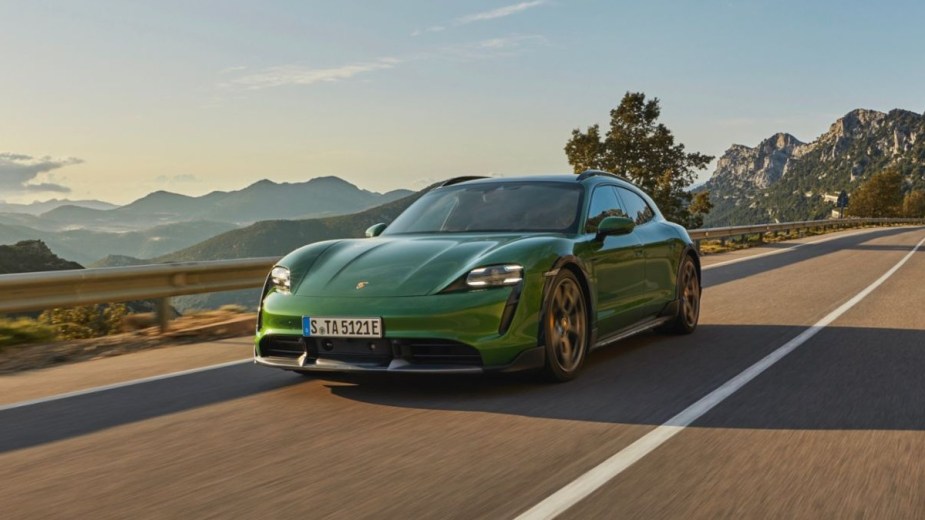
591, 316, 672, 351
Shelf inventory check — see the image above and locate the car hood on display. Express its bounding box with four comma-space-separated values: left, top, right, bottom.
292, 234, 544, 298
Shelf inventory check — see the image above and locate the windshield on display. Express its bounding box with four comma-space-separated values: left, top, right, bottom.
383, 182, 583, 235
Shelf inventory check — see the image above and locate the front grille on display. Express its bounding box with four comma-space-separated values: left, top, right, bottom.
260, 335, 304, 359
402, 340, 483, 366
259, 335, 483, 367
305, 337, 392, 366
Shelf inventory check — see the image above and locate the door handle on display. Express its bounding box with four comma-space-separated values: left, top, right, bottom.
634, 249, 644, 258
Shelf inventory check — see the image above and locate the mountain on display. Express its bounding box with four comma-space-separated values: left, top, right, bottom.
701, 108, 925, 226
89, 255, 150, 268
36, 176, 413, 231
0, 199, 116, 216
157, 189, 424, 262
0, 240, 83, 274
0, 221, 238, 265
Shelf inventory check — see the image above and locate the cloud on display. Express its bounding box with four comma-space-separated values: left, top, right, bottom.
441, 34, 549, 60
457, 1, 546, 24
0, 152, 80, 194
221, 35, 546, 92
225, 57, 402, 90
414, 1, 546, 35
411, 26, 446, 36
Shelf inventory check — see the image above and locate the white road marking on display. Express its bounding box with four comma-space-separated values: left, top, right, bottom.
516, 234, 925, 520
701, 227, 893, 270
0, 359, 252, 412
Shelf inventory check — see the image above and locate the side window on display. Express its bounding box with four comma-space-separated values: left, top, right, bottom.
617, 188, 655, 225
585, 186, 628, 233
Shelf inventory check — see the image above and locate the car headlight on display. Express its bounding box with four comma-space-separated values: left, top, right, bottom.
270, 266, 291, 294
466, 264, 523, 288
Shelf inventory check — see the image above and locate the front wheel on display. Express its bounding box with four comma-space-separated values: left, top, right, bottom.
541, 270, 589, 382
666, 255, 700, 334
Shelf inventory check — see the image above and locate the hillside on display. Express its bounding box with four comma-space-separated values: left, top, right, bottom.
702, 108, 925, 226
156, 189, 425, 262
0, 221, 238, 265
0, 240, 83, 274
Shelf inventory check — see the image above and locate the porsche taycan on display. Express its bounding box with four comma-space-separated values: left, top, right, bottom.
254, 171, 701, 381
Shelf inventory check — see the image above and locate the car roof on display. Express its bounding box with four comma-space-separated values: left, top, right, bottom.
444, 172, 638, 189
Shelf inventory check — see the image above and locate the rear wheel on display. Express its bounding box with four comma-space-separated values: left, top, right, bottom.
667, 255, 700, 334
541, 270, 589, 382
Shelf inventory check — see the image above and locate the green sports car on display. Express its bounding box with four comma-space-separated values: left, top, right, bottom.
254, 170, 701, 381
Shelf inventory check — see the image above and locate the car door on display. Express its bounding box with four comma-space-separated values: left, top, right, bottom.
616, 187, 679, 314
584, 185, 649, 337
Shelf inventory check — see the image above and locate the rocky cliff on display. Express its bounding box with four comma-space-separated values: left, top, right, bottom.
702, 108, 925, 226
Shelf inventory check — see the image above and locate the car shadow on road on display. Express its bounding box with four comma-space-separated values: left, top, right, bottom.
2, 323, 924, 454
321, 323, 925, 432
0, 362, 302, 453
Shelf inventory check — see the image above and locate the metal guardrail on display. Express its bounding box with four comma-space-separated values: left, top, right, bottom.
687, 217, 925, 243
0, 218, 923, 330
0, 257, 278, 330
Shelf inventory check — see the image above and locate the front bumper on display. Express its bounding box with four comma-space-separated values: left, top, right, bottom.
255, 345, 545, 374
255, 287, 543, 371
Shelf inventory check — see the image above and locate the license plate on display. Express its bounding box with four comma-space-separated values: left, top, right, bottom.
302, 316, 383, 338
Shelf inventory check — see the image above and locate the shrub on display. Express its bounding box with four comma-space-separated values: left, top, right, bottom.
0, 318, 58, 349
38, 303, 128, 340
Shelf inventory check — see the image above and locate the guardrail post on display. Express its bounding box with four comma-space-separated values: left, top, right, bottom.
156, 297, 172, 333
694, 239, 701, 254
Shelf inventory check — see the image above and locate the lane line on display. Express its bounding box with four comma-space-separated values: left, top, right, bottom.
516, 234, 925, 520
0, 358, 252, 412
701, 227, 898, 271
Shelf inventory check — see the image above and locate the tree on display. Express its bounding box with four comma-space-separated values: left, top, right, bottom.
847, 168, 903, 218
687, 191, 713, 229
902, 190, 925, 218
564, 92, 714, 226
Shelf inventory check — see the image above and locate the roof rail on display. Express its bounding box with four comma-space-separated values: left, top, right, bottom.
576, 169, 633, 183
439, 176, 489, 187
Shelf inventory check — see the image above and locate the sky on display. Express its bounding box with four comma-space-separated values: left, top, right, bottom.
1, 0, 923, 204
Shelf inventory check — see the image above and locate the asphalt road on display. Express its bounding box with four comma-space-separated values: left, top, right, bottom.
2, 226, 925, 519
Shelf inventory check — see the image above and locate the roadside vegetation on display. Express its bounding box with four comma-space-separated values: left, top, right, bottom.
848, 168, 925, 218
0, 318, 57, 349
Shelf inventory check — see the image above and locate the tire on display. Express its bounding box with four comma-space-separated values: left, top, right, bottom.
666, 255, 700, 334
541, 269, 590, 382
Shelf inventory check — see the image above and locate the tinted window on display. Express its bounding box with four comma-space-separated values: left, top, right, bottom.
617, 187, 655, 225
585, 186, 628, 233
383, 182, 582, 234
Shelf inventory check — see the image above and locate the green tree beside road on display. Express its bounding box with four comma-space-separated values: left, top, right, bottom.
902, 190, 925, 218
847, 168, 904, 218
564, 92, 714, 227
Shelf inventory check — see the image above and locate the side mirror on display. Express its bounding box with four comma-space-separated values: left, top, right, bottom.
597, 216, 635, 237
365, 222, 388, 238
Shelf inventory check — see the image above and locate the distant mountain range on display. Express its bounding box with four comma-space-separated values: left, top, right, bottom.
0, 176, 413, 264
702, 108, 925, 226
0, 176, 412, 232
0, 199, 116, 216
91, 189, 427, 311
